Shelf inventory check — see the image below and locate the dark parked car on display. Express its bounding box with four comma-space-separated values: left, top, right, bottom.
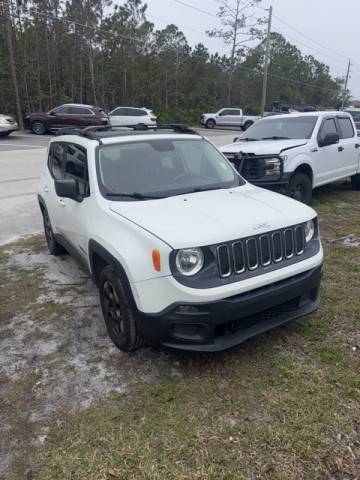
24, 103, 109, 135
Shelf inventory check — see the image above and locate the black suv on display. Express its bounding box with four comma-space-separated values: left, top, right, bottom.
24, 103, 109, 135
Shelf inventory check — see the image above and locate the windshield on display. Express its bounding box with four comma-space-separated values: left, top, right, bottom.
97, 138, 243, 200
240, 116, 318, 141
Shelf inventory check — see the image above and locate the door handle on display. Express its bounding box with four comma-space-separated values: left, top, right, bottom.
338, 146, 344, 152
44, 185, 50, 193
355, 144, 360, 149
58, 198, 66, 207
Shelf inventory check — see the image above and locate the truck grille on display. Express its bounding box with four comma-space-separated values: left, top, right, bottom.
216, 225, 305, 278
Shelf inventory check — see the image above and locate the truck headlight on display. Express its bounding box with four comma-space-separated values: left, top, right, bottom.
305, 220, 315, 243
175, 248, 204, 276
263, 157, 281, 176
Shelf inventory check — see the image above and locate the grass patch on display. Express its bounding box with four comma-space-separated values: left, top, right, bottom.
1, 187, 360, 479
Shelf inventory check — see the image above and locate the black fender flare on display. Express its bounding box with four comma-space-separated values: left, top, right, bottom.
88, 239, 137, 308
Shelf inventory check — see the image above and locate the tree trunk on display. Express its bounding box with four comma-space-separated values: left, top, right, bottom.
4, 0, 23, 128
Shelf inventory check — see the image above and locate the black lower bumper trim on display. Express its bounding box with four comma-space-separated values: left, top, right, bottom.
136, 265, 323, 352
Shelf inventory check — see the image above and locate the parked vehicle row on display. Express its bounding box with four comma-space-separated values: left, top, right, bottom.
220, 111, 360, 204
21, 104, 157, 135
38, 124, 323, 353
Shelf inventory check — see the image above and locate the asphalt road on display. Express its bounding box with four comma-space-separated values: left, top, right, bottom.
0, 128, 238, 245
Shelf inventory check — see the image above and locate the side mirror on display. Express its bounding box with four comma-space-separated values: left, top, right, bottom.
320, 132, 340, 147
233, 137, 240, 143
49, 111, 56, 116
55, 179, 82, 201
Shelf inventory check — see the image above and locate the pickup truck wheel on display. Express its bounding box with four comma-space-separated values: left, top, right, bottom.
205, 119, 215, 129
42, 208, 66, 255
99, 266, 144, 352
243, 121, 253, 131
351, 174, 360, 190
31, 121, 47, 135
288, 173, 312, 204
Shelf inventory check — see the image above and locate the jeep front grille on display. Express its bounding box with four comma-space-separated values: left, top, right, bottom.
216, 225, 306, 278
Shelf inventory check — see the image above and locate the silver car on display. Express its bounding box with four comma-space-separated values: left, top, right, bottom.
0, 114, 18, 137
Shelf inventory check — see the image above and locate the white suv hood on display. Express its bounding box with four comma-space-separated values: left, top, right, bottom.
221, 139, 308, 156
109, 184, 316, 249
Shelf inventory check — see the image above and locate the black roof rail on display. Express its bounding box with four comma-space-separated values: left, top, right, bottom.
55, 123, 200, 141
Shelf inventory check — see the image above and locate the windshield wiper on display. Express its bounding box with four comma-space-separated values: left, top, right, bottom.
261, 136, 290, 140
241, 137, 259, 141
186, 186, 224, 194
105, 192, 165, 200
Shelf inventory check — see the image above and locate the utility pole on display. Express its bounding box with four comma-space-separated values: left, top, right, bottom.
341, 60, 351, 109
260, 5, 273, 117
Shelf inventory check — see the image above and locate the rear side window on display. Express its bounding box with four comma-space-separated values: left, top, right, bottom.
131, 109, 147, 117
338, 117, 355, 138
48, 143, 65, 179
64, 144, 89, 196
68, 106, 93, 115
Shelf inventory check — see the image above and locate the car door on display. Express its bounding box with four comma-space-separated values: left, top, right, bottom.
67, 106, 95, 128
217, 109, 232, 126
109, 107, 128, 126
43, 142, 66, 226
227, 109, 241, 126
314, 116, 342, 185
336, 115, 359, 177
47, 106, 71, 130
55, 142, 92, 259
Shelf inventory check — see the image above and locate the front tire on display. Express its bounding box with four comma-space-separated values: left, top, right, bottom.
31, 121, 47, 135
42, 208, 66, 255
288, 173, 312, 204
0, 131, 10, 137
99, 266, 144, 352
205, 119, 216, 129
351, 174, 360, 190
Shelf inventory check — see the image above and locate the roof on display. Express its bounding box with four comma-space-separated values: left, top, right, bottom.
259, 111, 352, 121
54, 124, 201, 144
63, 103, 95, 108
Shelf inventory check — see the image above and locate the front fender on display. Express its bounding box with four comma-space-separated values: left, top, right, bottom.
283, 152, 314, 180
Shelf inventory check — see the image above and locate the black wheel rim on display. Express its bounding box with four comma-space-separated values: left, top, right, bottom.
103, 280, 124, 338
44, 212, 53, 243
290, 184, 305, 202
33, 122, 44, 134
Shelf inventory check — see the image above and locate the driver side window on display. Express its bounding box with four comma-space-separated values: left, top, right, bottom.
318, 118, 338, 145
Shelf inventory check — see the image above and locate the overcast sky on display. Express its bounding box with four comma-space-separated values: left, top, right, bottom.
144, 0, 360, 100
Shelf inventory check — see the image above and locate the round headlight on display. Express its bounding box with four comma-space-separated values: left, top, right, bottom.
175, 248, 204, 276
305, 220, 315, 243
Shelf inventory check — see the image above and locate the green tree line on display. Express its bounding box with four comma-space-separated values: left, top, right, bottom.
0, 0, 347, 126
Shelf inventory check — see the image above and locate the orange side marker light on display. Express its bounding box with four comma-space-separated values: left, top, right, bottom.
152, 249, 161, 272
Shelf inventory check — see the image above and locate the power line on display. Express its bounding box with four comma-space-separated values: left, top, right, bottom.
256, 4, 348, 62
172, 0, 218, 19
8, 8, 342, 95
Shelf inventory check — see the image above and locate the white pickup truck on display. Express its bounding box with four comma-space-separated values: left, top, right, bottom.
200, 108, 260, 131
220, 111, 360, 203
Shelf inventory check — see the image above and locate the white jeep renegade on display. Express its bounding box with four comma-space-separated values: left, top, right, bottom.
38, 125, 323, 352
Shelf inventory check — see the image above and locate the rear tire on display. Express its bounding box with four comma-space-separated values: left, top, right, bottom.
351, 174, 360, 190
42, 207, 66, 255
243, 121, 253, 131
288, 173, 313, 204
99, 266, 144, 352
31, 121, 47, 135
205, 119, 216, 129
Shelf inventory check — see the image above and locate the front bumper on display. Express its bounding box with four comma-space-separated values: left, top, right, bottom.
137, 265, 323, 352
